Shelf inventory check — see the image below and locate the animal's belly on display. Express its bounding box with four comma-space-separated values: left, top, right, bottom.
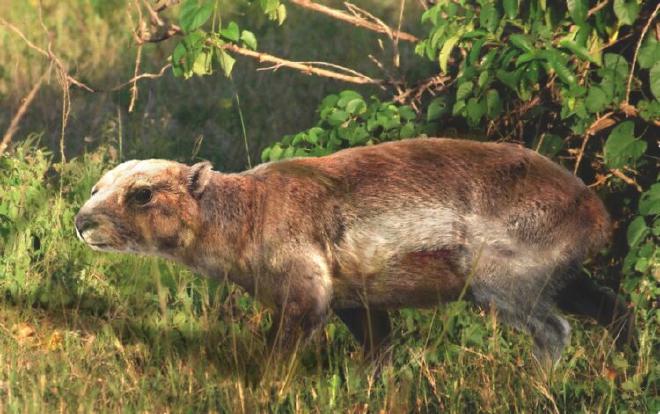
332, 247, 469, 309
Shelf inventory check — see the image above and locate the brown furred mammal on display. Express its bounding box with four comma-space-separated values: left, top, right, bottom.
75, 138, 634, 362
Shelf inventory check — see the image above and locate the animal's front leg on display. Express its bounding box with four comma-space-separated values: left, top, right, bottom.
266, 252, 333, 355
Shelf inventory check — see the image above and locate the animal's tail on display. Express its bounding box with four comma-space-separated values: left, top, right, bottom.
555, 273, 637, 351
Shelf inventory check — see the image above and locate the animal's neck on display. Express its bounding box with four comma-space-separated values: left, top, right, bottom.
181, 172, 260, 292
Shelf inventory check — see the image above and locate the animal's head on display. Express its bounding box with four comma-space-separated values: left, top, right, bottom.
75, 159, 213, 256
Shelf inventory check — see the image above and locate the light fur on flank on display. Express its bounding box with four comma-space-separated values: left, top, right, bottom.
75, 137, 635, 362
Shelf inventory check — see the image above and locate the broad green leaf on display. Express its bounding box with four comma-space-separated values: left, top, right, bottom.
466, 97, 485, 125
650, 62, 660, 100
240, 30, 257, 50
603, 121, 647, 169
509, 34, 534, 53
485, 89, 502, 117
639, 184, 660, 216
220, 22, 240, 42
427, 97, 448, 121
216, 49, 236, 78
559, 39, 599, 65
637, 99, 660, 122
626, 216, 649, 247
567, 0, 588, 24
327, 110, 348, 126
180, 0, 214, 33
456, 81, 473, 100
439, 35, 460, 73
603, 53, 629, 78
346, 99, 367, 115
479, 3, 500, 33
638, 37, 660, 69
549, 59, 577, 86
192, 49, 212, 76
269, 143, 283, 161
503, 0, 518, 19
535, 133, 563, 157
260, 147, 271, 162
496, 69, 520, 91
399, 106, 417, 121
585, 86, 609, 113
613, 0, 640, 26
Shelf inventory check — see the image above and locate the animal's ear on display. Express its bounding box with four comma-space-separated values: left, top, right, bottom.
188, 161, 213, 198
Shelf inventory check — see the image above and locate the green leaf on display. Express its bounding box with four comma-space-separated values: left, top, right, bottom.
479, 3, 500, 33
439, 35, 460, 73
585, 86, 609, 113
503, 0, 518, 19
509, 34, 534, 53
567, 0, 588, 24
457, 81, 473, 100
603, 121, 647, 169
240, 30, 258, 50
639, 184, 660, 216
220, 22, 240, 42
466, 97, 485, 125
327, 110, 348, 126
260, 147, 271, 162
535, 133, 564, 157
399, 106, 417, 121
427, 97, 448, 121
650, 62, 660, 100
485, 89, 502, 118
559, 39, 599, 65
192, 49, 213, 76
549, 59, 577, 86
277, 4, 287, 25
627, 216, 649, 247
346, 99, 367, 115
180, 0, 214, 33
613, 0, 640, 26
269, 143, 283, 161
216, 50, 236, 78
638, 37, 660, 69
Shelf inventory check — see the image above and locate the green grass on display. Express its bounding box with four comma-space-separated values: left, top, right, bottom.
0, 142, 657, 413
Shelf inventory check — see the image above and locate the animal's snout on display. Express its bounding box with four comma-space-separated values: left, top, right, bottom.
75, 212, 98, 235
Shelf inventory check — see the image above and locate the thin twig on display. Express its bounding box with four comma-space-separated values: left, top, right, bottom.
574, 111, 615, 174
129, 45, 143, 112
610, 168, 643, 192
220, 42, 382, 85
110, 64, 172, 91
288, 0, 418, 42
625, 3, 660, 105
0, 17, 94, 92
588, 0, 609, 17
0, 70, 49, 155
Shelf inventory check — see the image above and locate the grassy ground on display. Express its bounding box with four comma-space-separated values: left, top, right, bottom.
0, 142, 657, 413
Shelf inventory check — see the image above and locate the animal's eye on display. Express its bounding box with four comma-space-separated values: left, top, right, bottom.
91, 187, 98, 196
133, 188, 153, 205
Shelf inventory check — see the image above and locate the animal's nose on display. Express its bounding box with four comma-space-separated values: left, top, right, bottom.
75, 213, 97, 234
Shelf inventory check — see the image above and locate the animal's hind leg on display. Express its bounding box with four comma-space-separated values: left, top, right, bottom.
470, 283, 571, 363
555, 272, 636, 350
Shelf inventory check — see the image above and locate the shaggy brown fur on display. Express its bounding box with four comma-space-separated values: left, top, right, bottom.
75, 138, 634, 361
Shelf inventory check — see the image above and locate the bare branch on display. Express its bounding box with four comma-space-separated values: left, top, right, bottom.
0, 17, 94, 92
611, 168, 643, 192
220, 42, 382, 85
625, 3, 660, 105
0, 71, 49, 155
289, 0, 418, 42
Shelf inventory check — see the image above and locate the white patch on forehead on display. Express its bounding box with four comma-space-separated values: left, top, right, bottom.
100, 159, 175, 186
